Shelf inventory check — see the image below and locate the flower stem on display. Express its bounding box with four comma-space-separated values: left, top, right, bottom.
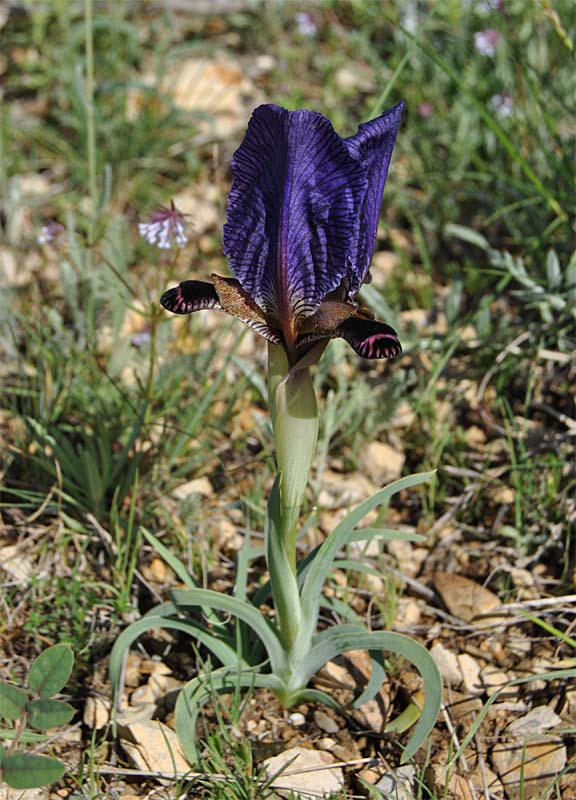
267, 343, 319, 649
84, 0, 97, 244
267, 345, 319, 562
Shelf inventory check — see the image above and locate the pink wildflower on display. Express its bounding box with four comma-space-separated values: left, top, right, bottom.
138, 201, 188, 250
294, 12, 317, 37
418, 102, 434, 119
474, 28, 502, 56
490, 91, 514, 118
38, 221, 64, 245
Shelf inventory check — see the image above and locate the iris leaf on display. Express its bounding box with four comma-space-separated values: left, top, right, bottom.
298, 471, 436, 648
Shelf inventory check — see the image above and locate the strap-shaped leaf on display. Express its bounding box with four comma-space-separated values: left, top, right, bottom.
306, 621, 386, 707
347, 528, 425, 543
175, 667, 284, 764
298, 472, 435, 649
352, 651, 387, 709
170, 588, 286, 676
280, 687, 345, 712
109, 616, 243, 698
295, 628, 442, 760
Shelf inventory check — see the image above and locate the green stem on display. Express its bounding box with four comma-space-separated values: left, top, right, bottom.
267, 345, 319, 567
84, 0, 97, 243
144, 307, 158, 429
266, 344, 319, 651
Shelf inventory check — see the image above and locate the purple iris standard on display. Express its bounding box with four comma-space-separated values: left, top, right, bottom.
161, 103, 403, 366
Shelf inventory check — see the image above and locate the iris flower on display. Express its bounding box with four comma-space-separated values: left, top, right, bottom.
161, 103, 403, 366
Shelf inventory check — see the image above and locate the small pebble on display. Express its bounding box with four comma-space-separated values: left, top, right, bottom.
314, 709, 339, 734
317, 737, 337, 750
288, 712, 306, 727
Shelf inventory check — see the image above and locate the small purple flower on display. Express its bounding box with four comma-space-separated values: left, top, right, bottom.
490, 91, 514, 118
474, 28, 502, 56
161, 104, 403, 364
131, 330, 152, 347
139, 201, 188, 249
478, 0, 505, 13
38, 221, 64, 245
418, 102, 433, 119
294, 11, 317, 37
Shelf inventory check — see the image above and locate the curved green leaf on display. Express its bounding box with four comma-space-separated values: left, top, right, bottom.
347, 528, 425, 543
170, 588, 286, 676
175, 667, 284, 764
109, 616, 244, 697
331, 559, 385, 579
320, 595, 364, 624
353, 651, 387, 709
142, 601, 180, 618
26, 699, 74, 731
298, 472, 436, 649
295, 628, 442, 760
28, 644, 74, 698
0, 682, 28, 721
281, 687, 345, 712
1, 752, 65, 789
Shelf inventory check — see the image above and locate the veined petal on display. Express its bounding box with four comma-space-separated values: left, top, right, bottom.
211, 274, 283, 344
160, 280, 222, 314
345, 103, 404, 295
338, 317, 402, 359
223, 104, 367, 330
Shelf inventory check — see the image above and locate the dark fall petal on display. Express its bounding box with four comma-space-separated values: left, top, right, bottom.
160, 280, 223, 314
344, 103, 404, 296
338, 317, 402, 359
223, 104, 367, 330
160, 277, 282, 344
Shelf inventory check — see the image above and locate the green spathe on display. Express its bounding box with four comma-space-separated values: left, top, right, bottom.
267, 343, 319, 568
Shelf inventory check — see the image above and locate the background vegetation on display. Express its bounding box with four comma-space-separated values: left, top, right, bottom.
0, 0, 574, 797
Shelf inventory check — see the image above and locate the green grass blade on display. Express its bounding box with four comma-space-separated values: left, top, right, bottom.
451, 668, 576, 764
410, 33, 567, 221
140, 528, 197, 589
518, 610, 576, 649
